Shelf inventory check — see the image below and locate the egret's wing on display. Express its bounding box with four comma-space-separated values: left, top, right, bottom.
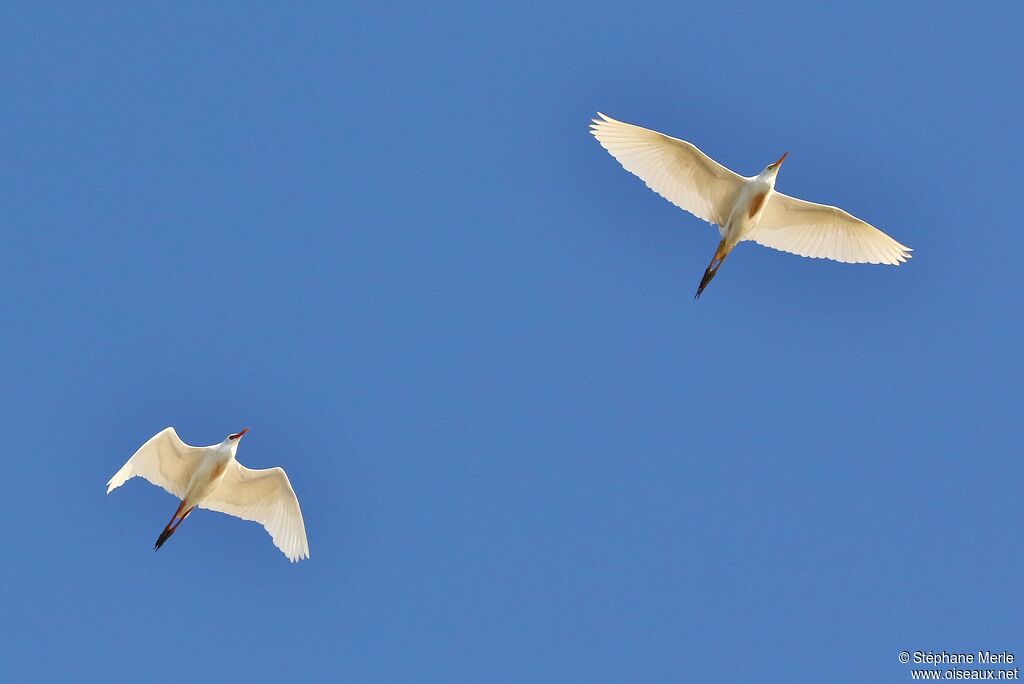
106, 427, 205, 498
200, 463, 310, 562
749, 192, 911, 265
590, 112, 745, 227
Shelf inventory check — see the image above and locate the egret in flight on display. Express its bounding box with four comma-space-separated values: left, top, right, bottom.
590, 113, 911, 298
107, 427, 310, 562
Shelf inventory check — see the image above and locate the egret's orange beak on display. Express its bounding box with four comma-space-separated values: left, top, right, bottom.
773, 152, 788, 167
229, 427, 248, 440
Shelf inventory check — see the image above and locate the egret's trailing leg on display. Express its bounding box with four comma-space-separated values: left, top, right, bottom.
695, 240, 732, 299
155, 501, 193, 551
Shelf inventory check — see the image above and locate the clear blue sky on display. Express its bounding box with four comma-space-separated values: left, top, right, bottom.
2, 2, 1021, 681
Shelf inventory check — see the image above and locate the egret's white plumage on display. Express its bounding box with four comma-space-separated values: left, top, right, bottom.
107, 427, 310, 562
589, 113, 911, 297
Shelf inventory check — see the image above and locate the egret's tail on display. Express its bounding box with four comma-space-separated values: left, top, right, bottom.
695, 240, 731, 300
155, 500, 193, 551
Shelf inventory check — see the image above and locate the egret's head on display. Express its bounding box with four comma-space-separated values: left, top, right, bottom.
225, 427, 248, 448
764, 151, 788, 176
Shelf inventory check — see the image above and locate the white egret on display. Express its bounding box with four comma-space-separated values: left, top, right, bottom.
590, 113, 911, 298
107, 427, 310, 562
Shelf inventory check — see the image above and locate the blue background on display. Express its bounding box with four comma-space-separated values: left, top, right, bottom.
2, 2, 1021, 681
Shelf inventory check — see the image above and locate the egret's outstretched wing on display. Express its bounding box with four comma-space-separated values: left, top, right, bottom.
590, 112, 745, 227
106, 427, 204, 498
749, 192, 911, 265
200, 463, 310, 562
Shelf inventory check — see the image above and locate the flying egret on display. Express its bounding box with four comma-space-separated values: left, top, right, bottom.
589, 113, 912, 298
107, 427, 310, 562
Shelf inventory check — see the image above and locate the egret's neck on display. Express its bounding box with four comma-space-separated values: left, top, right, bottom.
757, 170, 779, 189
